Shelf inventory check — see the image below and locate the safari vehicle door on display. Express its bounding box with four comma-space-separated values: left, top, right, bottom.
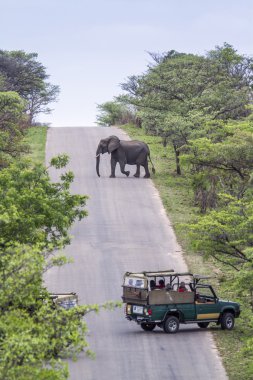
195, 285, 220, 321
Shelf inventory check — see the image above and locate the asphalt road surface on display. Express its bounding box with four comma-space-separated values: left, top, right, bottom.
45, 127, 228, 380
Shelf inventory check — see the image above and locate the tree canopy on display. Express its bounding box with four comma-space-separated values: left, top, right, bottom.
119, 43, 253, 174
0, 91, 28, 167
0, 50, 59, 124
96, 101, 139, 127
0, 156, 92, 379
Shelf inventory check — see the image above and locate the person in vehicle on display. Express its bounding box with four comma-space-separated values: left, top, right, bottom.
165, 283, 172, 290
178, 281, 187, 292
150, 280, 156, 290
157, 279, 165, 289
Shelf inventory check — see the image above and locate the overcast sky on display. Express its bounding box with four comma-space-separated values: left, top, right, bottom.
1, 0, 253, 126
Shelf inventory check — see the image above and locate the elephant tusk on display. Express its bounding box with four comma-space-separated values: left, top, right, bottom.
95, 154, 100, 158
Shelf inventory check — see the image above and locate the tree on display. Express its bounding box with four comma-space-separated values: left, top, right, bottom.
181, 121, 253, 211
120, 44, 253, 173
96, 101, 138, 126
0, 91, 28, 168
0, 50, 59, 124
0, 156, 87, 379
0, 155, 88, 251
186, 194, 253, 368
186, 193, 253, 299
187, 194, 253, 269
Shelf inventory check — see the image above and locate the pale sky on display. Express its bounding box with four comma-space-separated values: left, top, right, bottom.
1, 0, 253, 126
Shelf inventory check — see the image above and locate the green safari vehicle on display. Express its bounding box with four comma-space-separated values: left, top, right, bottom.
122, 270, 240, 333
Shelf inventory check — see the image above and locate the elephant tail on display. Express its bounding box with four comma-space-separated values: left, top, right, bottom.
148, 153, 156, 174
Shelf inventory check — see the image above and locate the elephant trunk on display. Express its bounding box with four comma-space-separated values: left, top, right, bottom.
96, 145, 101, 177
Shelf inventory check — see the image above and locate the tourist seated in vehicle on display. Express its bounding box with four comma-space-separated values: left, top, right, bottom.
178, 281, 187, 292
165, 283, 172, 290
157, 279, 165, 289
150, 280, 156, 290
149, 279, 165, 290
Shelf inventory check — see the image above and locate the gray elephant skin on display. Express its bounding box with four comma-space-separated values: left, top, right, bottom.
96, 135, 155, 178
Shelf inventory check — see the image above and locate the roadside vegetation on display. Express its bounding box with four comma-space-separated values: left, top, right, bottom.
25, 126, 48, 164
97, 43, 253, 379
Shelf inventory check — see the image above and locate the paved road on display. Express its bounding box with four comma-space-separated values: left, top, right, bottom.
45, 127, 227, 380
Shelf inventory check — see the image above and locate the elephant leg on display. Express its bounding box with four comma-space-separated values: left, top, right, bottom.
119, 161, 130, 177
110, 158, 117, 178
143, 159, 150, 178
135, 150, 149, 178
134, 164, 140, 178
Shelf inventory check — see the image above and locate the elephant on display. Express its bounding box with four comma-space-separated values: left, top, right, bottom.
96, 135, 155, 178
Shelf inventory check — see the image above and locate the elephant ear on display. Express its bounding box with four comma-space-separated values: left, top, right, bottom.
108, 136, 120, 153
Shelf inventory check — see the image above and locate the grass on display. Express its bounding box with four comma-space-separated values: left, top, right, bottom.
120, 123, 252, 380
24, 126, 48, 164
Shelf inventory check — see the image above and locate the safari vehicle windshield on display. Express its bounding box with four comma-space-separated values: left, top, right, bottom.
195, 285, 217, 301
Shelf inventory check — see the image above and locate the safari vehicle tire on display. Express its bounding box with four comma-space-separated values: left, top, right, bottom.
140, 322, 156, 331
221, 312, 234, 330
163, 316, 179, 334
197, 322, 209, 328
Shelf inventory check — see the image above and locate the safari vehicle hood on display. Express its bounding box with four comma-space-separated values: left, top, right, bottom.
218, 299, 240, 313
219, 299, 240, 307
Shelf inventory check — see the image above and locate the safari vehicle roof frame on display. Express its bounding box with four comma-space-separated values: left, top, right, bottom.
124, 269, 174, 278
124, 270, 213, 279
123, 271, 214, 288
